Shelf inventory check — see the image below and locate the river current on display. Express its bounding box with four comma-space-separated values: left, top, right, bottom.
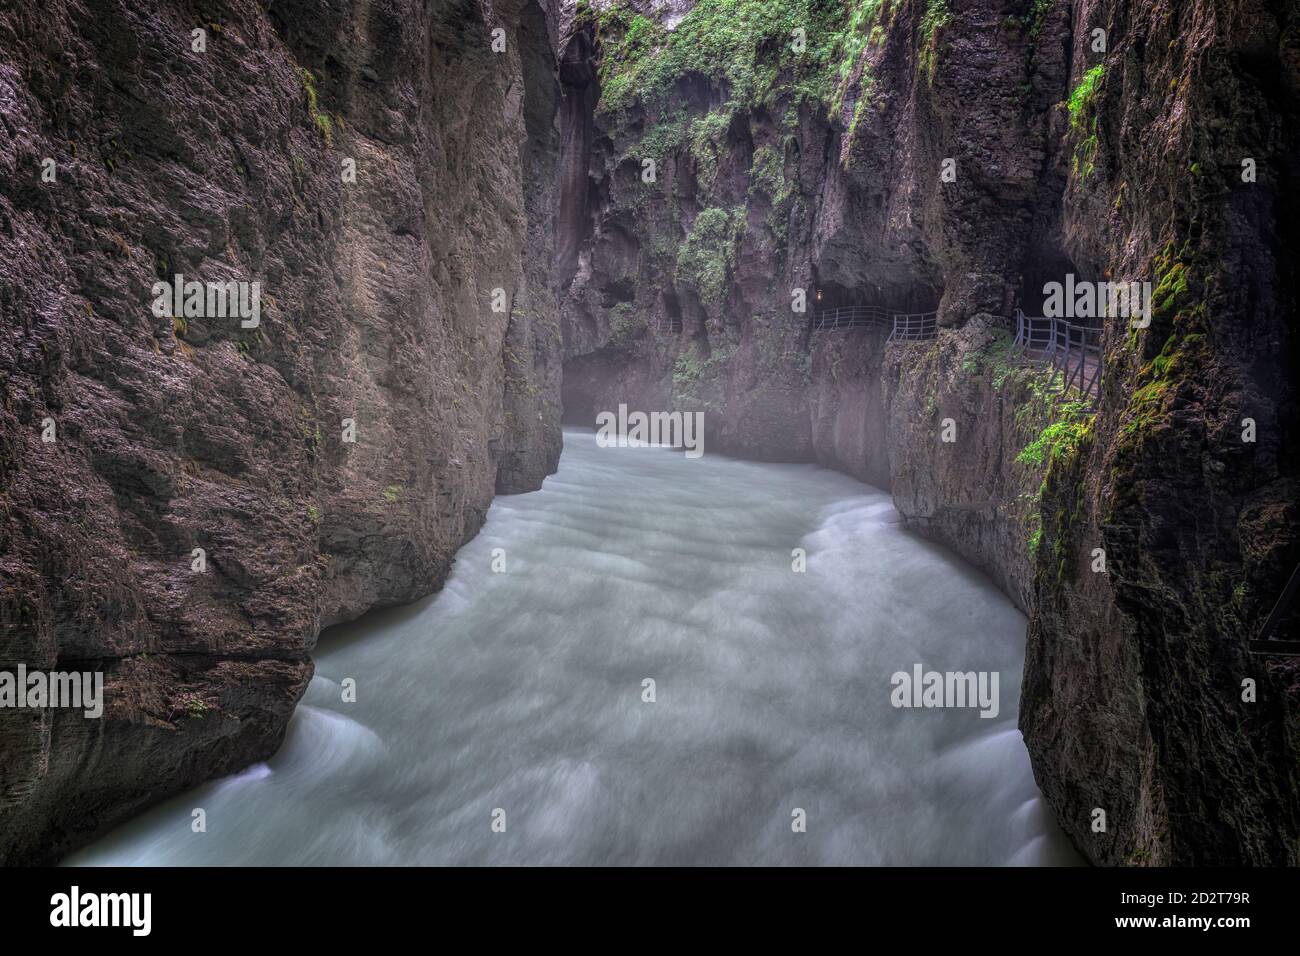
70, 429, 1078, 865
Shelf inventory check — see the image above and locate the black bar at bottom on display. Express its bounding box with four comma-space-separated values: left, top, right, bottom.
0, 865, 1292, 941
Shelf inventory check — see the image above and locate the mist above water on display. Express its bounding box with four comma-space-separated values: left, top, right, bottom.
70, 429, 1078, 866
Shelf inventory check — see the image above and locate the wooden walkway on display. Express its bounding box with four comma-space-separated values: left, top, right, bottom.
811, 305, 1103, 398
1013, 309, 1103, 400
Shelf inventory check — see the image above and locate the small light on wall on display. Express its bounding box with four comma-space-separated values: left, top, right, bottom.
815, 289, 823, 302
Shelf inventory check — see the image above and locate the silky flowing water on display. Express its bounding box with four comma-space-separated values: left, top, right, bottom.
70, 429, 1079, 866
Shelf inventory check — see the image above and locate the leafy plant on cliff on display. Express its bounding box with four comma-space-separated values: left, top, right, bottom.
917, 0, 952, 83
675, 206, 745, 311
168, 689, 214, 723
298, 67, 335, 147
1005, 370, 1091, 563
1004, 0, 1054, 62
605, 302, 650, 351
1018, 400, 1096, 572
672, 350, 705, 399
1067, 65, 1104, 126
1118, 243, 1208, 441
1026, 515, 1042, 558
748, 144, 785, 198
686, 109, 733, 193
956, 329, 1023, 387
592, 0, 848, 120
831, 0, 884, 109
1067, 65, 1104, 179
671, 342, 737, 413
1016, 401, 1093, 470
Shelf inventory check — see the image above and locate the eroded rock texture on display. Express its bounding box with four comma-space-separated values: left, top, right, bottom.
0, 0, 1295, 868
0, 0, 562, 864
1021, 0, 1300, 866
558, 0, 1298, 864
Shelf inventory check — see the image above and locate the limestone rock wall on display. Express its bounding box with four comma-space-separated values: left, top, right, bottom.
0, 0, 563, 864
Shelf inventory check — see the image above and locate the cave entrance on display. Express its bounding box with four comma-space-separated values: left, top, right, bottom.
659, 289, 684, 334
808, 277, 943, 335
1014, 242, 1084, 320
1012, 239, 1105, 397
810, 280, 853, 312
810, 278, 941, 314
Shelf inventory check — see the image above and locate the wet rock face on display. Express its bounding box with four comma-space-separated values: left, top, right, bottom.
555, 0, 1067, 457
556, 2, 823, 460
1020, 0, 1300, 865
0, 0, 562, 863
560, 0, 1298, 864
0, 0, 1294, 869
815, 317, 1047, 614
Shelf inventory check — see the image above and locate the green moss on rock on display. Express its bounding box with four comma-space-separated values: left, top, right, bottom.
593, 0, 850, 122
1067, 65, 1104, 179
675, 206, 745, 311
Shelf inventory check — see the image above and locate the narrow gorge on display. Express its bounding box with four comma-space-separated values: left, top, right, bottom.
1, 0, 1297, 869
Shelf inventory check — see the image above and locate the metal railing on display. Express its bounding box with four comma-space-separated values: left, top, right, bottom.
888, 312, 938, 342
1014, 309, 1104, 398
1249, 561, 1300, 656
811, 305, 892, 331
813, 305, 938, 341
